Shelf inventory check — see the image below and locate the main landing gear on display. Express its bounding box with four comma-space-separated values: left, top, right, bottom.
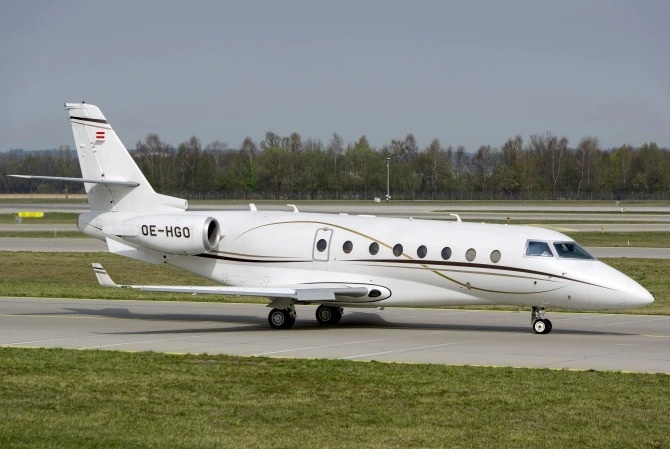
315, 305, 343, 325
268, 304, 345, 329
268, 305, 296, 329
531, 306, 552, 334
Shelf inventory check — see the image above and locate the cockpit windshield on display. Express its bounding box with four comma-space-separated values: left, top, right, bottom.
552, 241, 594, 260
525, 241, 554, 257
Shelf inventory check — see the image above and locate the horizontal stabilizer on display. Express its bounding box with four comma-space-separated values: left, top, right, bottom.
8, 175, 139, 187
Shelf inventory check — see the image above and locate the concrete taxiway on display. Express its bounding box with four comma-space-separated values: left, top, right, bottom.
1, 297, 668, 373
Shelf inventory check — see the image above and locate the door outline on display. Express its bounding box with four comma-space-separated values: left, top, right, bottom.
313, 228, 333, 261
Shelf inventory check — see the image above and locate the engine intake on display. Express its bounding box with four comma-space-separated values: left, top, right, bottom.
119, 214, 220, 255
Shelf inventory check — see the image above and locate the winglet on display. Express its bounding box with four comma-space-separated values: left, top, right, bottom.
92, 263, 119, 287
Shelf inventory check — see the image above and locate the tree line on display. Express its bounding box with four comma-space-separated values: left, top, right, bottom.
2, 132, 670, 200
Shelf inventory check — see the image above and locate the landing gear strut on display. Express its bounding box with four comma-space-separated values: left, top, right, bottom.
531, 306, 552, 334
315, 305, 343, 325
268, 304, 296, 329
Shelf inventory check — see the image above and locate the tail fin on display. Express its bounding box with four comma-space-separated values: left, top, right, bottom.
66, 103, 186, 212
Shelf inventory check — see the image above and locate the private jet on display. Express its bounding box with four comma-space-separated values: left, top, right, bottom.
10, 103, 654, 333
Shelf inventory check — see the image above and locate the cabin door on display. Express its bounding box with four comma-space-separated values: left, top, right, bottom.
313, 228, 333, 261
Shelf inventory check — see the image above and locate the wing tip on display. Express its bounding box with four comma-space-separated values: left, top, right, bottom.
92, 263, 118, 287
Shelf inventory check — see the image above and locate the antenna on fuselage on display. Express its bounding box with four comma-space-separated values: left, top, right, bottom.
449, 213, 462, 222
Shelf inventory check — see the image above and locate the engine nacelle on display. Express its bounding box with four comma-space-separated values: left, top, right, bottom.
114, 214, 221, 255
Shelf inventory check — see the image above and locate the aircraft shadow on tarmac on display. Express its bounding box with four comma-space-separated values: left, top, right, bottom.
56, 307, 628, 337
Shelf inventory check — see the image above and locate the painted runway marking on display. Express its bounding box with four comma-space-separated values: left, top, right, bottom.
0, 313, 110, 320
252, 331, 450, 356
3, 336, 92, 345
591, 316, 670, 327
339, 337, 495, 360
80, 334, 215, 350
538, 350, 626, 368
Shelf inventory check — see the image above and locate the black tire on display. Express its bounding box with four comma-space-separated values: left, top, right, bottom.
268, 308, 295, 329
316, 305, 343, 325
533, 319, 552, 334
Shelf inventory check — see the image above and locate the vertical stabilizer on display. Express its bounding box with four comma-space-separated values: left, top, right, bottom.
66, 103, 186, 212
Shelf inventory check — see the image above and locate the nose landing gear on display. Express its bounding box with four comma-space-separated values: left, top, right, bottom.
531, 306, 552, 334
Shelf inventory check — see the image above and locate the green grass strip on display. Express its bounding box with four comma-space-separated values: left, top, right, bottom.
0, 348, 668, 449
0, 252, 265, 303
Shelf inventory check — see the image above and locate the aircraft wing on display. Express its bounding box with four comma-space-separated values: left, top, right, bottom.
91, 263, 374, 301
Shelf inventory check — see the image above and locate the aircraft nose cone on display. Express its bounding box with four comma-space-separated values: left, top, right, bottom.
628, 284, 654, 307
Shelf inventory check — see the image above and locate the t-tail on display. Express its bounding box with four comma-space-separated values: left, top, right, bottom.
11, 103, 186, 212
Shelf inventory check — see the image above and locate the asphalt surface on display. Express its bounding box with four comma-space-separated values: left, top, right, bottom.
0, 237, 105, 252
1, 297, 668, 373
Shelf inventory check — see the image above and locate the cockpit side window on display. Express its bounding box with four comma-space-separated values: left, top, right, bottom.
553, 241, 594, 260
525, 241, 553, 257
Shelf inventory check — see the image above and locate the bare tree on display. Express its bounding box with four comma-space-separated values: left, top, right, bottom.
327, 133, 344, 198
177, 136, 201, 192
530, 132, 568, 198
206, 140, 228, 177
576, 137, 599, 198
472, 145, 494, 196
240, 137, 258, 190
452, 145, 467, 193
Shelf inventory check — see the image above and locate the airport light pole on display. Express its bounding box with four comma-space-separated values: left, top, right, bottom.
385, 157, 390, 202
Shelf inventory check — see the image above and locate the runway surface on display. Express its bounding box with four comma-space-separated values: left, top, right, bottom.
0, 237, 106, 252
2, 297, 668, 373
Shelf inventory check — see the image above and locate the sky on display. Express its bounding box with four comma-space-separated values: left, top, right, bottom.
1, 0, 669, 152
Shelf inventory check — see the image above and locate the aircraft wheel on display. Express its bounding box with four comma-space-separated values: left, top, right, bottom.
268, 308, 295, 329
544, 319, 553, 333
316, 305, 343, 325
532, 319, 552, 334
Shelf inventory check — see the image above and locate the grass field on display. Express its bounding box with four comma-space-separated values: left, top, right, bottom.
0, 348, 668, 449
0, 252, 231, 303
0, 251, 667, 314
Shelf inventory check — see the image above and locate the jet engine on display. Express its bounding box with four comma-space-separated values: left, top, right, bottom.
110, 214, 221, 255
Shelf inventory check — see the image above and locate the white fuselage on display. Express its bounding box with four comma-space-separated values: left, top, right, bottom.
16, 102, 653, 333
79, 209, 654, 311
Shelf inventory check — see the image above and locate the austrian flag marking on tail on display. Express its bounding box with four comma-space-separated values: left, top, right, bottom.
95, 131, 105, 141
